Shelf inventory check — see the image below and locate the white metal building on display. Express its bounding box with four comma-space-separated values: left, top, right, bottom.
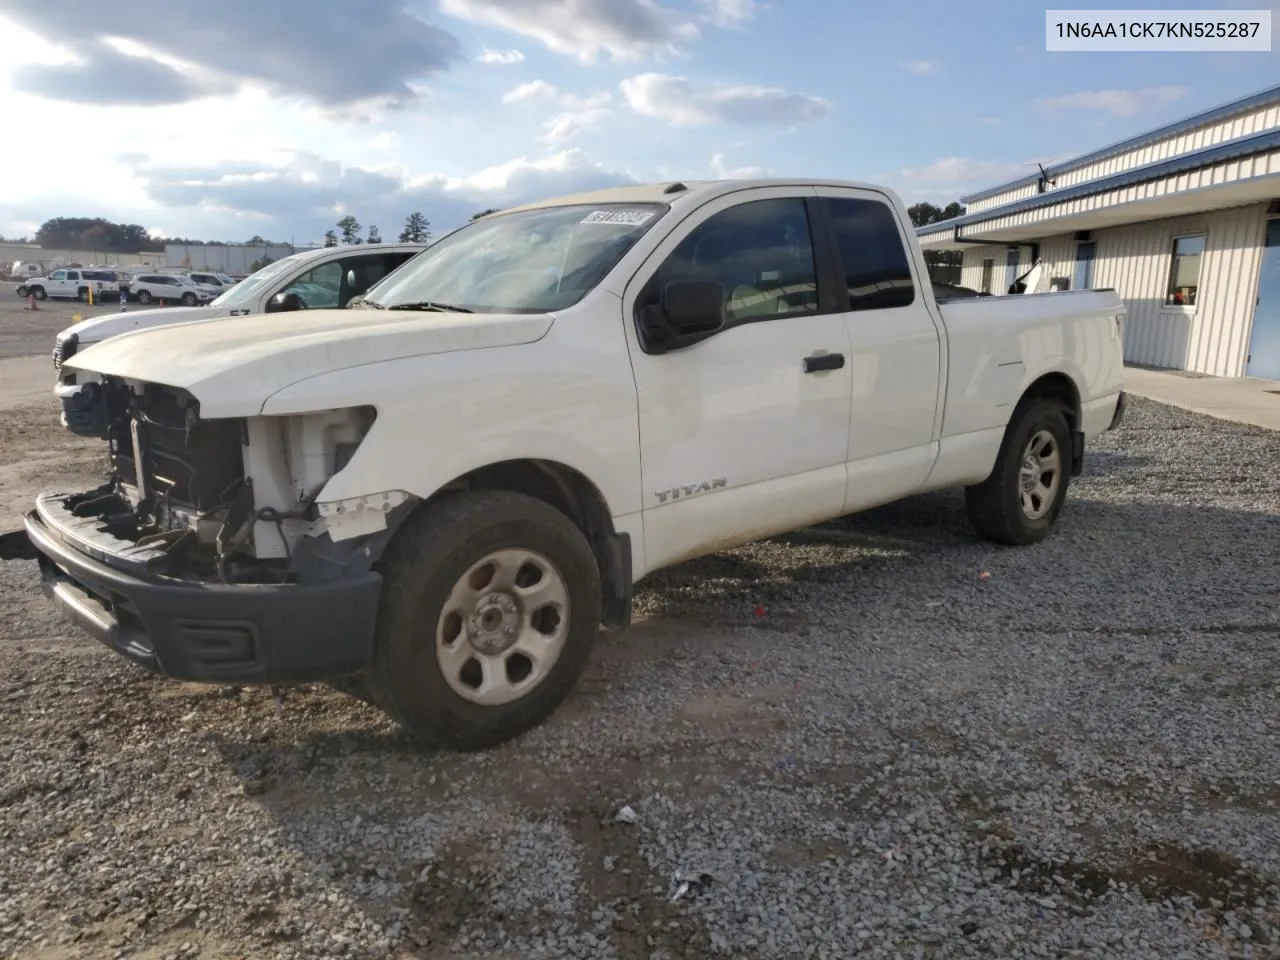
918, 83, 1280, 380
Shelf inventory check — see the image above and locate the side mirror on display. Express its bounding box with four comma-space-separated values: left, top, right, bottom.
266, 292, 306, 313
662, 279, 725, 336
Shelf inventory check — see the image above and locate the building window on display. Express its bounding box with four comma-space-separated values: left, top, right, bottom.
1164, 233, 1206, 307
1073, 241, 1096, 290
980, 258, 993, 294
1005, 249, 1019, 293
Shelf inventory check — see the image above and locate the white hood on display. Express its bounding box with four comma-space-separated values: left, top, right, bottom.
61, 305, 226, 344
65, 308, 554, 418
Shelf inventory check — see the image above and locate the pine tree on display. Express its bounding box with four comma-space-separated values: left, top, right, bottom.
398, 212, 430, 243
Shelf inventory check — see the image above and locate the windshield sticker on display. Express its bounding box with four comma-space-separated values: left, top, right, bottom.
581, 209, 656, 226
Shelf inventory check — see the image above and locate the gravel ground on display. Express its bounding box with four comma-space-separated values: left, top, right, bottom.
0, 282, 167, 359
1, 396, 1278, 960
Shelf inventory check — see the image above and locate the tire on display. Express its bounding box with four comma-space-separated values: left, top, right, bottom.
15, 285, 28, 298
30, 286, 46, 301
77, 287, 90, 302
965, 398, 1072, 546
137, 290, 152, 304
182, 292, 197, 306
365, 490, 602, 751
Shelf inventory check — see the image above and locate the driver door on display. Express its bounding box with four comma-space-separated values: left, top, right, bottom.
621, 186, 853, 572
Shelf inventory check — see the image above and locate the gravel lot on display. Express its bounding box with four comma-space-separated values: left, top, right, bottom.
1, 389, 1278, 959
0, 281, 169, 359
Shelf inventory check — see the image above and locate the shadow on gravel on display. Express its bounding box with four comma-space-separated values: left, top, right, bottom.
633, 489, 1280, 629
975, 822, 1280, 943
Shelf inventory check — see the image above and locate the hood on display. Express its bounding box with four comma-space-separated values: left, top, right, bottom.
65, 308, 554, 418
61, 305, 225, 343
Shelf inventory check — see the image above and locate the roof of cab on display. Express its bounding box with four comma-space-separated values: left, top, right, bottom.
494, 178, 901, 216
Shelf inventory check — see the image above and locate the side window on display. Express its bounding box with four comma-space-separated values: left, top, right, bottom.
278, 261, 342, 309
51, 270, 66, 280
66, 271, 80, 281
341, 252, 417, 305
652, 197, 819, 324
825, 197, 916, 311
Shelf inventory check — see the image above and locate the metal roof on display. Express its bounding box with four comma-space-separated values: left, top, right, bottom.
918, 126, 1280, 239
960, 82, 1280, 205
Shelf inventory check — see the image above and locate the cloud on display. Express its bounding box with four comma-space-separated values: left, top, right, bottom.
900, 59, 939, 75
541, 105, 613, 143
1, 0, 460, 110
620, 73, 831, 126
477, 47, 525, 64
709, 153, 770, 179
129, 148, 638, 241
11, 40, 227, 106
502, 80, 560, 104
370, 131, 400, 149
501, 81, 615, 142
886, 154, 1075, 202
699, 0, 757, 27
438, 0, 699, 62
1036, 85, 1188, 119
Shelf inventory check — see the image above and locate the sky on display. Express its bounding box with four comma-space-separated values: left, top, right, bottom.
0, 0, 1277, 246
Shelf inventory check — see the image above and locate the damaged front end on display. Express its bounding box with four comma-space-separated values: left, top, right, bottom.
15, 377, 416, 685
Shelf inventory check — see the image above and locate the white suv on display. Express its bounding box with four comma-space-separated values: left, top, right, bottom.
126, 273, 216, 306
17, 267, 122, 302
188, 271, 239, 294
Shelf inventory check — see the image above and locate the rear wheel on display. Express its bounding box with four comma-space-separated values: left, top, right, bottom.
15, 285, 28, 298
30, 286, 46, 301
77, 287, 90, 302
366, 490, 602, 751
965, 398, 1072, 546
137, 289, 152, 304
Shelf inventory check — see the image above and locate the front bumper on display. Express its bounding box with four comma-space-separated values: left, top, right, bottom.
13, 495, 382, 685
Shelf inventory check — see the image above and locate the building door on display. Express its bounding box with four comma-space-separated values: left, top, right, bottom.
1247, 219, 1280, 380
1073, 241, 1096, 290
1004, 249, 1019, 293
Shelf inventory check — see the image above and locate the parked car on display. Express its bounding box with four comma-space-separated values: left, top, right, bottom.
3, 178, 1126, 752
124, 273, 215, 306
188, 271, 239, 293
17, 267, 122, 302
48, 243, 429, 435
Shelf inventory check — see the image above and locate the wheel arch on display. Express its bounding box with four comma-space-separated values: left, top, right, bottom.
1015, 371, 1083, 475
377, 458, 632, 631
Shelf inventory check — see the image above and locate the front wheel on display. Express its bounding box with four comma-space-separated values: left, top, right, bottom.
965, 398, 1072, 546
30, 286, 46, 301
136, 290, 152, 304
182, 292, 197, 306
366, 490, 602, 751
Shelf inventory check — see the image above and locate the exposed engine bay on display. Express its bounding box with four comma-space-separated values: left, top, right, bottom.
62, 377, 378, 584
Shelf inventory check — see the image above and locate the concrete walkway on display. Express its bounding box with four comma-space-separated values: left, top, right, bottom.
1124, 365, 1280, 431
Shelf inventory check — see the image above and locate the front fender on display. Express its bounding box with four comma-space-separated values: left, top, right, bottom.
259, 330, 642, 523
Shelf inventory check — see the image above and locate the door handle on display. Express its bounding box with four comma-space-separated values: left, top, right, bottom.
803, 352, 845, 373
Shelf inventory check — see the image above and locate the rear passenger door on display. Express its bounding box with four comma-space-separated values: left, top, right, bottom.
817, 189, 944, 513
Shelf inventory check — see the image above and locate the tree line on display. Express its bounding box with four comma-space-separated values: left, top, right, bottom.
322, 209, 502, 247
6, 208, 508, 254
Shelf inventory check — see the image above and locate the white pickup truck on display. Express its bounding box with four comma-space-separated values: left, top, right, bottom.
2, 178, 1126, 751
50, 243, 428, 435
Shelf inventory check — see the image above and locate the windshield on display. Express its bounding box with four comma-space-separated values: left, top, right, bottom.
363, 202, 668, 313
210, 253, 306, 308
